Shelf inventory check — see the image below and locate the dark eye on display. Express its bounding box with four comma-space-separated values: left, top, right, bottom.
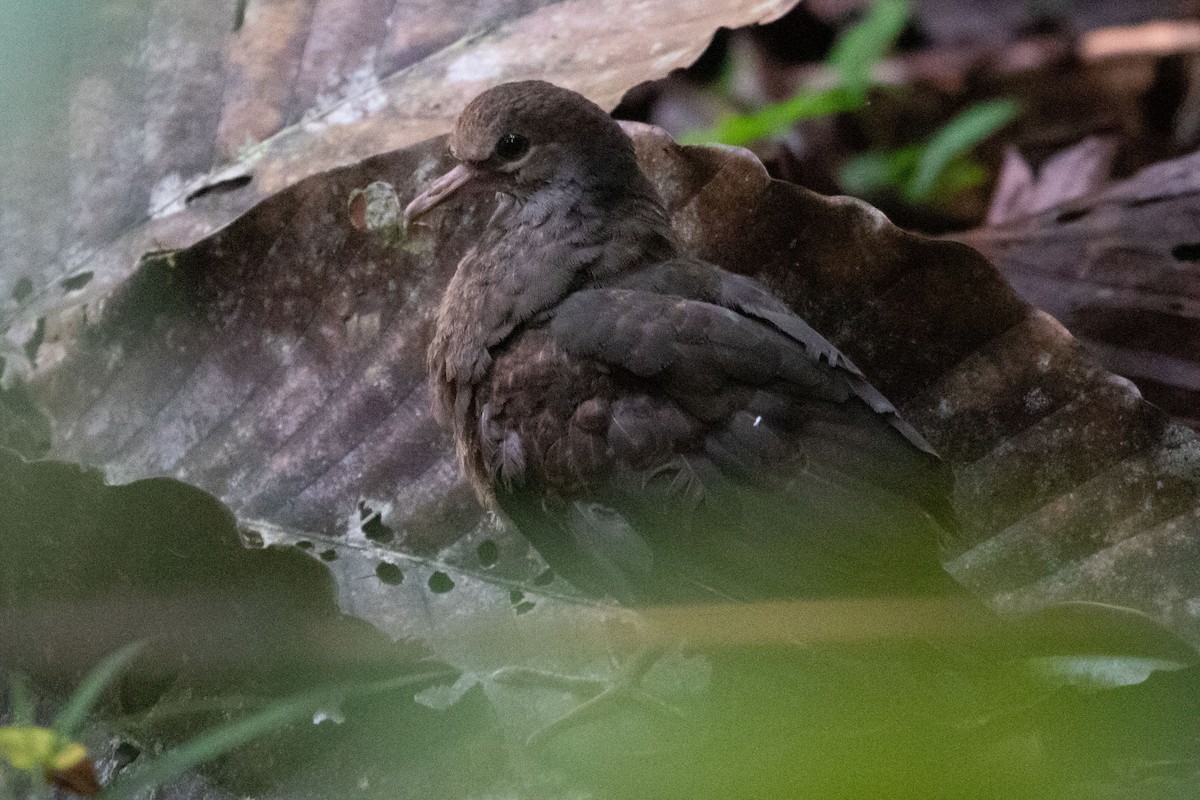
494, 133, 530, 162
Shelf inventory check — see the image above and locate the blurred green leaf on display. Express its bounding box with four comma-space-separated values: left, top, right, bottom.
838, 144, 923, 196
53, 642, 145, 739
678, 87, 861, 146
904, 98, 1019, 201
100, 671, 445, 799
932, 157, 990, 197
839, 100, 1018, 204
680, 0, 910, 147
826, 0, 910, 98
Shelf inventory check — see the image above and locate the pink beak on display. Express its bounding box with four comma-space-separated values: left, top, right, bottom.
404, 163, 475, 223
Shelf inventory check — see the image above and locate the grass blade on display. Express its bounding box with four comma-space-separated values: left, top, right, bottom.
100, 695, 316, 800
52, 642, 145, 738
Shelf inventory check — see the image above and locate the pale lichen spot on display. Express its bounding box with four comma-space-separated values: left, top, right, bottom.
148, 173, 188, 219
1024, 386, 1050, 413
447, 47, 504, 82
349, 181, 402, 232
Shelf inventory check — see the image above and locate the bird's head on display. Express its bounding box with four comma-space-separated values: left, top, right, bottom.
404, 80, 644, 223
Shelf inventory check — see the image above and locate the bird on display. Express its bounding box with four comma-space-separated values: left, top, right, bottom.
401, 83, 1200, 791
405, 80, 963, 608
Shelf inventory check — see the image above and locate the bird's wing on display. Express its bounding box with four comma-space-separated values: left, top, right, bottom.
715, 271, 941, 459
490, 287, 961, 604
609, 259, 940, 458
547, 287, 949, 503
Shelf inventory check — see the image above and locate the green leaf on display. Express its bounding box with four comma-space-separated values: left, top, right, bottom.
930, 157, 990, 197
100, 671, 446, 799
827, 0, 910, 97
838, 144, 922, 196
904, 98, 1019, 201
52, 642, 145, 738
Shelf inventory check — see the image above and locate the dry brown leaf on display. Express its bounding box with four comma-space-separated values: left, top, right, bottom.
0, 0, 795, 364
958, 149, 1200, 430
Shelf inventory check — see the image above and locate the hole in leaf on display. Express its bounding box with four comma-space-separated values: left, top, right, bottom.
1126, 195, 1169, 208
362, 514, 394, 543
11, 276, 32, 302
186, 174, 252, 204
319, 549, 338, 561
60, 271, 93, 292
477, 539, 499, 568
514, 601, 536, 615
1055, 207, 1090, 224
232, 0, 247, 31
296, 540, 314, 550
113, 741, 141, 769
532, 568, 555, 587
375, 562, 404, 585
24, 317, 45, 364
428, 571, 455, 593
1171, 243, 1200, 261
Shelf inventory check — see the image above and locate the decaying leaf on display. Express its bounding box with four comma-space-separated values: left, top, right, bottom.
958, 149, 1200, 430
0, 0, 796, 363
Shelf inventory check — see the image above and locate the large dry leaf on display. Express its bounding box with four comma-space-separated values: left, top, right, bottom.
0, 0, 795, 352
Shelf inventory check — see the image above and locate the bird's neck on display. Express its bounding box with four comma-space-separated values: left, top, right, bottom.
558, 175, 679, 285
428, 175, 676, 459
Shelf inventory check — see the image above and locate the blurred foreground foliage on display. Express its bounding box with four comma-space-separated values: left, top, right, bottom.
1, 449, 1198, 799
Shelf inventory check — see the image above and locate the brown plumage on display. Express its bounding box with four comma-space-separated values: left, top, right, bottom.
409, 81, 960, 605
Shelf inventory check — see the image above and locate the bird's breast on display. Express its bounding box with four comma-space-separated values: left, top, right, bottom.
471, 326, 702, 496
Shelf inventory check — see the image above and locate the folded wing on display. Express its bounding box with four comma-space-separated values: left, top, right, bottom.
490, 286, 962, 604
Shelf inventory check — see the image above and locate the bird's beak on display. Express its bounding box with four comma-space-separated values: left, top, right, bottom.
404, 163, 475, 224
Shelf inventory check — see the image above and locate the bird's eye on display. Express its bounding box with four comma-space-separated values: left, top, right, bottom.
494, 133, 530, 162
